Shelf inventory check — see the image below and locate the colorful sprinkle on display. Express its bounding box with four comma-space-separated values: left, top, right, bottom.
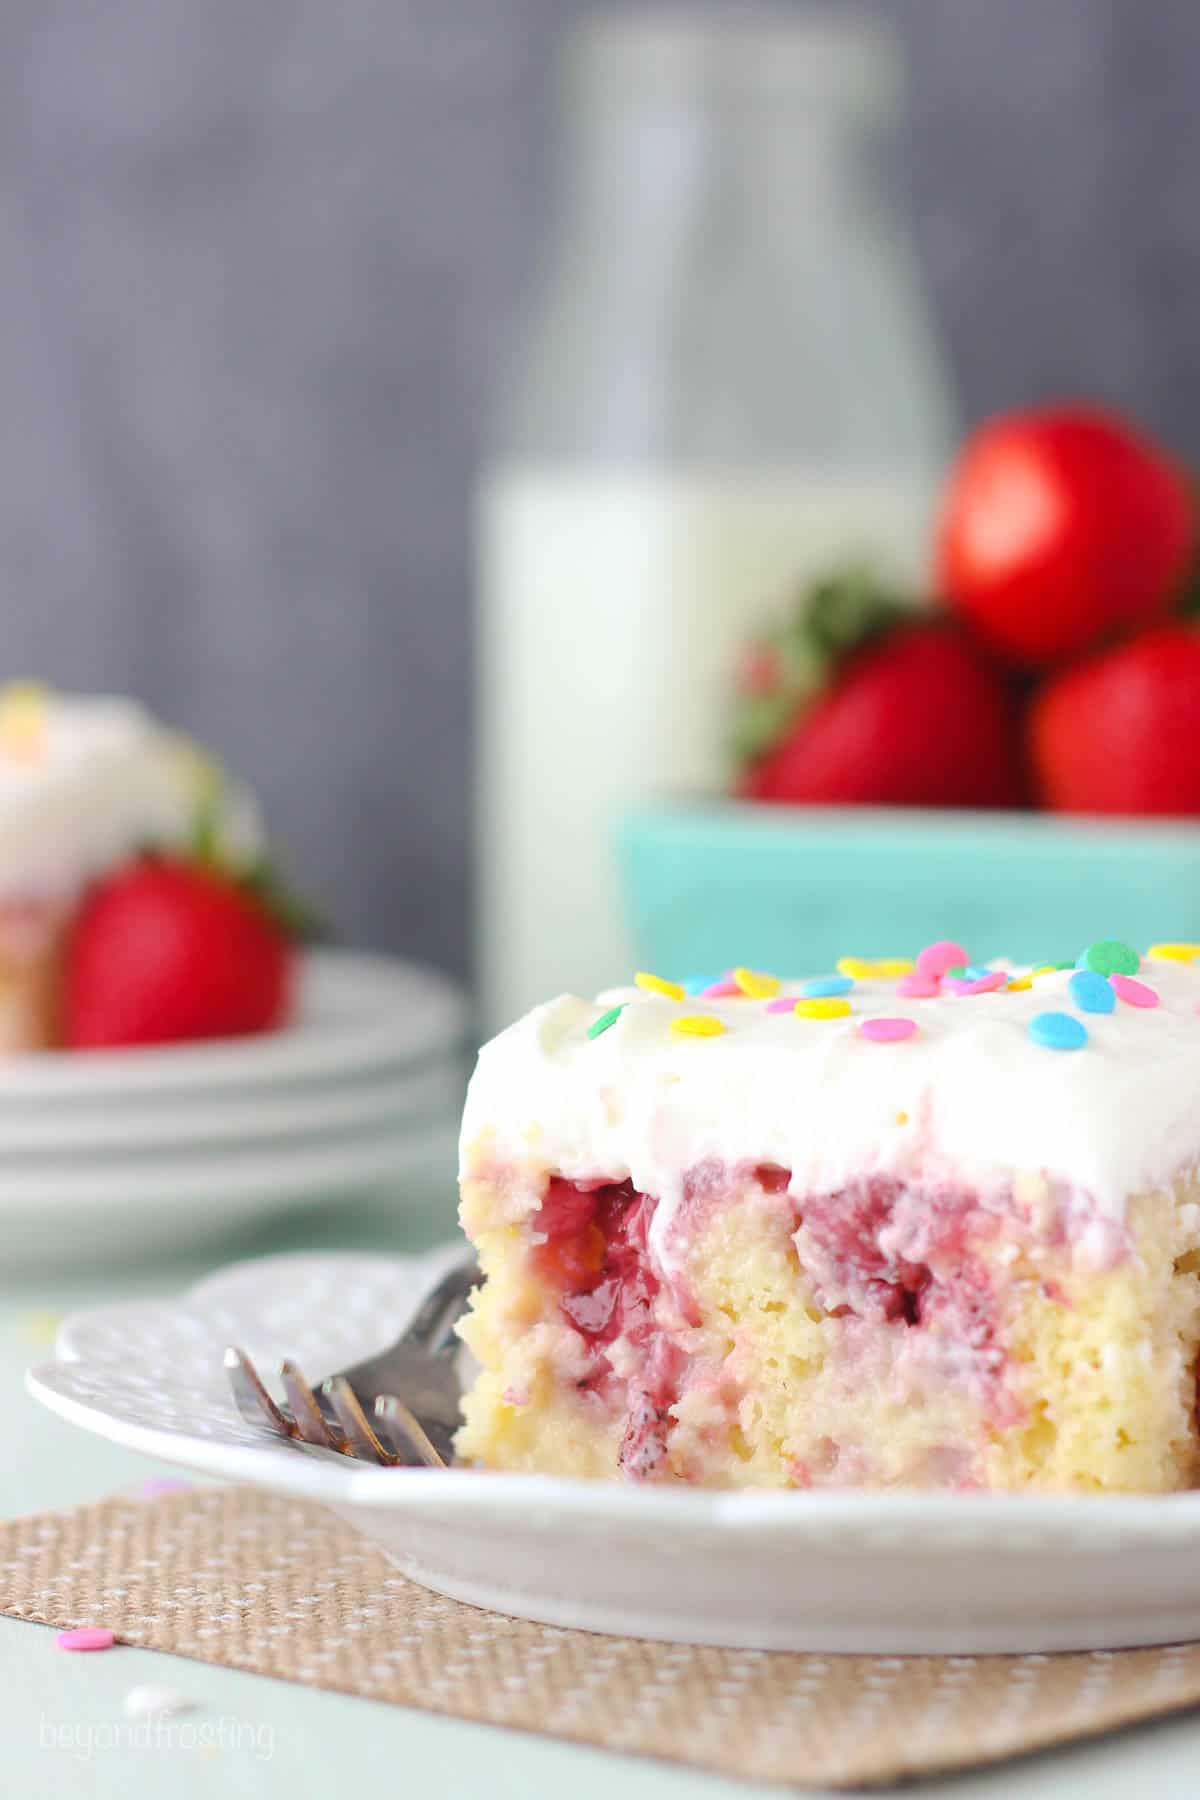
1110, 973, 1159, 1009
915, 940, 969, 981
588, 1004, 625, 1040
1029, 1011, 1089, 1051
670, 1013, 725, 1038
765, 996, 796, 1014
733, 966, 781, 1000
701, 978, 740, 999
944, 971, 1008, 996
797, 974, 854, 999
896, 974, 940, 999
859, 1016, 917, 1043
1067, 970, 1115, 1015
836, 956, 914, 979
682, 975, 716, 996
635, 972, 684, 1002
1148, 943, 1200, 963
794, 997, 851, 1021
137, 1476, 191, 1500
1078, 940, 1139, 977
56, 1628, 116, 1653
123, 1684, 192, 1720
1006, 976, 1033, 991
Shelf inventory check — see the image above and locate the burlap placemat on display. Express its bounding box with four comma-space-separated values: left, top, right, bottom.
1, 1485, 1198, 1789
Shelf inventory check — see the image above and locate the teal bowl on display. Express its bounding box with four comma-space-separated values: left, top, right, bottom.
619, 803, 1200, 977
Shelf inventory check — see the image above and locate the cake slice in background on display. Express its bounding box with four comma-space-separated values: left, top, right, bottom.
456, 942, 1200, 1492
0, 684, 301, 1052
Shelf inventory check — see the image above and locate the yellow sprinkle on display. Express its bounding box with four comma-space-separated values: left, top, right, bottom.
635, 972, 684, 1002
794, 997, 851, 1021
0, 682, 48, 764
1147, 943, 1200, 963
836, 956, 914, 979
733, 966, 780, 999
1007, 975, 1033, 991
670, 1013, 725, 1038
1032, 965, 1056, 977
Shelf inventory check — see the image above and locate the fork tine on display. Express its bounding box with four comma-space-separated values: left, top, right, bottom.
374, 1395, 448, 1469
225, 1346, 294, 1437
279, 1359, 341, 1450
324, 1378, 396, 1465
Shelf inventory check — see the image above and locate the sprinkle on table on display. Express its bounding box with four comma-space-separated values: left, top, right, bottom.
859, 1016, 917, 1043
1110, 973, 1160, 1009
1148, 943, 1200, 963
1067, 970, 1116, 1015
635, 972, 684, 1002
797, 974, 854, 999
765, 996, 796, 1014
1029, 1011, 1088, 1051
701, 978, 740, 998
587, 1004, 625, 1040
915, 940, 970, 981
670, 1013, 725, 1038
794, 997, 851, 1021
56, 1628, 116, 1653
682, 975, 715, 995
733, 966, 781, 999
1006, 975, 1033, 991
1078, 939, 1140, 978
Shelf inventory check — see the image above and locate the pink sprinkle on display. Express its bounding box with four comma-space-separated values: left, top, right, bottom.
701, 979, 739, 999
915, 939, 969, 980
860, 1016, 917, 1043
1111, 974, 1159, 1009
944, 971, 1008, 996
139, 1476, 191, 1499
896, 974, 940, 999
765, 996, 795, 1013
56, 1628, 115, 1653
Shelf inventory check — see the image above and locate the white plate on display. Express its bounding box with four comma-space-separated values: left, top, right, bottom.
2, 1126, 460, 1263
0, 949, 467, 1102
0, 1059, 465, 1156
28, 1249, 1200, 1655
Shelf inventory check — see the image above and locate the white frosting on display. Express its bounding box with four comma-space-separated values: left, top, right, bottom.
461, 955, 1200, 1260
0, 690, 262, 898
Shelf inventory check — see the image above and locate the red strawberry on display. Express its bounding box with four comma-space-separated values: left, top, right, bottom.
64, 857, 294, 1049
937, 405, 1195, 667
739, 622, 1025, 808
1030, 623, 1200, 815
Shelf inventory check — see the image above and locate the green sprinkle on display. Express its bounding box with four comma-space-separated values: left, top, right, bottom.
1079, 939, 1140, 977
588, 1004, 625, 1041
1051, 960, 1076, 970
945, 965, 968, 979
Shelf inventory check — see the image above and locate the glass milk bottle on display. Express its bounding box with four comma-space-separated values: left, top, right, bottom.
476, 8, 957, 1034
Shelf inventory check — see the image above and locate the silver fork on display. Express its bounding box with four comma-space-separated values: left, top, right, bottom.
224, 1251, 477, 1468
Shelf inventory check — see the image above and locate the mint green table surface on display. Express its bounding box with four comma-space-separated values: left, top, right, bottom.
3, 1162, 1199, 1798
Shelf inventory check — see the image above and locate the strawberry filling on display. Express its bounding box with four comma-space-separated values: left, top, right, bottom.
524, 1165, 1048, 1479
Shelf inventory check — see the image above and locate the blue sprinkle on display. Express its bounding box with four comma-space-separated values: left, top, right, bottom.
1068, 970, 1115, 1015
682, 975, 715, 996
1029, 1011, 1089, 1051
963, 965, 993, 981
798, 974, 855, 999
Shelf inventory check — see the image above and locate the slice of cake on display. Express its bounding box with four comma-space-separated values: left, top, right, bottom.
0, 684, 293, 1052
456, 941, 1200, 1491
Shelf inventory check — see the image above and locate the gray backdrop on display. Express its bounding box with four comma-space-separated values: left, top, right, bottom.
5, 0, 1198, 979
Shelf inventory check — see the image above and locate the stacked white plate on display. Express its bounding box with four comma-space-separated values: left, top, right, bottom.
0, 949, 469, 1263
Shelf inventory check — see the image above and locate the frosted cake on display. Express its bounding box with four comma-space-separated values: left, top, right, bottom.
0, 684, 265, 1052
456, 941, 1200, 1491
